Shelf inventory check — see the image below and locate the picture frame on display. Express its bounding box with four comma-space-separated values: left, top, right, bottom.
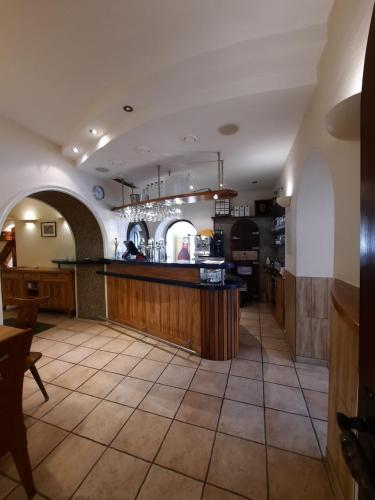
41, 221, 56, 237
254, 199, 273, 217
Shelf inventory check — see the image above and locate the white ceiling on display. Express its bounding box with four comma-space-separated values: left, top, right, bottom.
0, 0, 334, 190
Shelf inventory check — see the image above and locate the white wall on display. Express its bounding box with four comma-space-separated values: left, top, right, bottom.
5, 198, 76, 267
277, 0, 374, 285
295, 152, 334, 277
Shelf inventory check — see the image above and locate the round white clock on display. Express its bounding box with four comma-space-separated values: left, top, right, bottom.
92, 185, 105, 200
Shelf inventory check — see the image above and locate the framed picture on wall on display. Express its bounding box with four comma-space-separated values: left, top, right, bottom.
41, 221, 56, 237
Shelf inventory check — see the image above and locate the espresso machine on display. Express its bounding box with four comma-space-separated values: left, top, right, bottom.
194, 235, 212, 258
212, 230, 224, 258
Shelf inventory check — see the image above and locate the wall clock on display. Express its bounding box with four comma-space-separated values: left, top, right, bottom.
92, 185, 105, 201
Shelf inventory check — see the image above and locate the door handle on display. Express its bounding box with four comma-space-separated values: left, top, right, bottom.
337, 412, 375, 494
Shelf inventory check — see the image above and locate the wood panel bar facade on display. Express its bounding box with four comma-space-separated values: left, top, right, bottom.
105, 262, 240, 360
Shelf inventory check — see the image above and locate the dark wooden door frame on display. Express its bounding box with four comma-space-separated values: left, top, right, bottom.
359, 4, 375, 499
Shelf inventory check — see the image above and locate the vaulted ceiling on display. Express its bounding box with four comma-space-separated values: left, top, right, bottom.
0, 0, 334, 190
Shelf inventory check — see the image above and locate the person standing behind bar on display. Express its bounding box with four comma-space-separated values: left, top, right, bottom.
122, 241, 146, 260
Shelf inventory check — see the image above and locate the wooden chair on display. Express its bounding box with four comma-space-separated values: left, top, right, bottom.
0, 326, 35, 498
7, 297, 50, 401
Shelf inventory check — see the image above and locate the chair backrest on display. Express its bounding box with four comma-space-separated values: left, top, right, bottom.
0, 327, 32, 454
7, 296, 49, 329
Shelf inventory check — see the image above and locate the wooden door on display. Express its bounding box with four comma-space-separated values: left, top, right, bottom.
357, 4, 375, 498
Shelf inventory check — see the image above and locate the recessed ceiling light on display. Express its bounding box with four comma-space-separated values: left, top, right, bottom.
71, 146, 79, 153
218, 124, 239, 135
183, 134, 198, 144
135, 145, 152, 153
252, 180, 258, 184
189, 185, 194, 190
89, 128, 98, 135
213, 193, 219, 200
123, 105, 134, 112
95, 167, 109, 173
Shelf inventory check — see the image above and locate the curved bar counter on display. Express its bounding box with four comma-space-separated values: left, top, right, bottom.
101, 259, 241, 361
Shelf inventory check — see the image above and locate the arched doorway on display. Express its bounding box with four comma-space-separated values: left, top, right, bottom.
1, 190, 106, 319
165, 220, 197, 260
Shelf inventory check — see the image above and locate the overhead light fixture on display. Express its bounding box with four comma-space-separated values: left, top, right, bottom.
252, 180, 258, 184
183, 134, 198, 144
213, 193, 219, 200
189, 185, 194, 190
89, 128, 98, 136
218, 124, 239, 136
276, 196, 292, 208
71, 146, 79, 154
123, 105, 134, 112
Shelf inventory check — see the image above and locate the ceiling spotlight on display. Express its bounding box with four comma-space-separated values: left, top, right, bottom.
183, 134, 198, 144
213, 193, 219, 200
189, 185, 194, 191
95, 167, 109, 173
123, 105, 134, 112
71, 146, 79, 154
89, 128, 98, 135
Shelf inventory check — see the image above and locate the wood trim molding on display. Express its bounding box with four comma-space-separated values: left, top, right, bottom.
331, 279, 359, 331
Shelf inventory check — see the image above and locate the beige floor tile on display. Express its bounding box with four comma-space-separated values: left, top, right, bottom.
78, 370, 123, 398
42, 391, 100, 430
34, 355, 54, 369
261, 327, 285, 338
29, 337, 56, 352
297, 367, 329, 393
230, 359, 262, 380
75, 400, 133, 444
266, 409, 321, 458
102, 337, 133, 353
42, 341, 75, 359
208, 433, 267, 499
263, 363, 300, 387
5, 485, 45, 500
22, 377, 40, 399
239, 333, 261, 347
23, 384, 71, 418
236, 345, 262, 362
157, 363, 196, 389
73, 448, 149, 499
52, 365, 97, 390
267, 447, 333, 500
146, 346, 175, 363
106, 376, 153, 407
240, 324, 261, 336
199, 359, 231, 374
138, 464, 203, 500
190, 369, 227, 397
112, 409, 171, 461
262, 348, 294, 367
62, 332, 93, 346
124, 341, 153, 357
171, 351, 201, 368
98, 326, 122, 338
265, 383, 308, 416
261, 337, 289, 351
260, 318, 280, 328
304, 389, 328, 420
225, 375, 263, 406
37, 359, 74, 382
80, 350, 116, 369
218, 399, 265, 443
203, 484, 245, 500
240, 318, 259, 328
43, 329, 77, 342
129, 358, 167, 382
33, 434, 104, 499
156, 421, 214, 480
313, 419, 327, 453
81, 335, 111, 349
176, 390, 222, 430
139, 383, 185, 418
58, 346, 95, 363
0, 475, 17, 499
0, 421, 67, 480
103, 353, 141, 375
83, 323, 109, 335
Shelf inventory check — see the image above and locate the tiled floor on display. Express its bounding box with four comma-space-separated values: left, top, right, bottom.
1, 305, 333, 499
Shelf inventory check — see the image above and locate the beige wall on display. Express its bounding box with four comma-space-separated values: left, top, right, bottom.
4, 198, 75, 267
279, 0, 374, 286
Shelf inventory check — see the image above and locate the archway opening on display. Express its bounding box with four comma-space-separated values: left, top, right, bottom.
1, 190, 105, 320
165, 220, 197, 260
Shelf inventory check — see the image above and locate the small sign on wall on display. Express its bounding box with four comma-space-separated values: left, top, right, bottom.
41, 221, 56, 237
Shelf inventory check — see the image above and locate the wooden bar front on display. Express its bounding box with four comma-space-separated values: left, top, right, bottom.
105, 262, 239, 360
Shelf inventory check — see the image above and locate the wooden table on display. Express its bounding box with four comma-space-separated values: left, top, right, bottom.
0, 325, 27, 341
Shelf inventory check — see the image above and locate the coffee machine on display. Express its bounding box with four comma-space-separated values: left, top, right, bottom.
194, 235, 212, 258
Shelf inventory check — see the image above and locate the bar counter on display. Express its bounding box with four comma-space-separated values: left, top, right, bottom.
54, 258, 242, 360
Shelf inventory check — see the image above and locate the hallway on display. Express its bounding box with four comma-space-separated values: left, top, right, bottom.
0, 305, 332, 499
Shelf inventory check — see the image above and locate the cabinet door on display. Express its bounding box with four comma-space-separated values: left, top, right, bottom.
1, 275, 25, 304
39, 281, 68, 311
